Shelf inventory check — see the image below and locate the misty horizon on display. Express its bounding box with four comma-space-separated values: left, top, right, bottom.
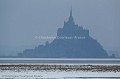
0, 0, 120, 57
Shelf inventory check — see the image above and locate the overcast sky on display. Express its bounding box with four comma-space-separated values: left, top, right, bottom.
0, 0, 120, 56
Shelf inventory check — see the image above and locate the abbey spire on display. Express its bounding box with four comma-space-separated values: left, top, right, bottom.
63, 7, 75, 26
68, 7, 74, 23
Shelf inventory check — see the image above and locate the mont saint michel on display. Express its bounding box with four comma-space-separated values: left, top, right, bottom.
18, 9, 112, 58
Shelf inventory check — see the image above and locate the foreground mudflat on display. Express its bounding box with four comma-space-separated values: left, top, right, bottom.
0, 64, 120, 72
0, 64, 120, 78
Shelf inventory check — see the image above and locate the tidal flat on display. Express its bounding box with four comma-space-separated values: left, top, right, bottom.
0, 64, 120, 72
0, 64, 120, 78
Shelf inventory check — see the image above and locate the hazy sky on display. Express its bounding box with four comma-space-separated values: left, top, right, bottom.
0, 0, 120, 56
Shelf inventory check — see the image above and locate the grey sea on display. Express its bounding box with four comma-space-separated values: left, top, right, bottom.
0, 58, 120, 64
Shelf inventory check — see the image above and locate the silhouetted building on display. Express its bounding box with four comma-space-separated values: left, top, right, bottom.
18, 9, 110, 58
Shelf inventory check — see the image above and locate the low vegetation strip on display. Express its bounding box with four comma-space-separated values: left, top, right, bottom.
0, 64, 120, 72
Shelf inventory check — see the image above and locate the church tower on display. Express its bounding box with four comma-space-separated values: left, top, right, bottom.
67, 8, 75, 25
69, 8, 73, 21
